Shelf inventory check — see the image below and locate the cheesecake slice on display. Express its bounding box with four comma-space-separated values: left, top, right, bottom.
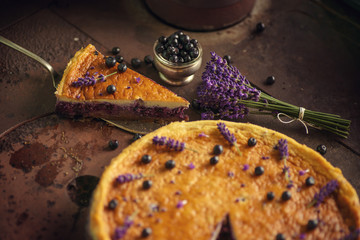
55, 44, 189, 121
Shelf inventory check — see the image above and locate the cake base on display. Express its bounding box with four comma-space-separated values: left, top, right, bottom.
55, 100, 189, 121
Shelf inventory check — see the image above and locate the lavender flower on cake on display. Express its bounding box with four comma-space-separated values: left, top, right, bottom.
114, 215, 134, 239
153, 136, 185, 151
196, 52, 350, 138
217, 122, 237, 146
308, 179, 339, 207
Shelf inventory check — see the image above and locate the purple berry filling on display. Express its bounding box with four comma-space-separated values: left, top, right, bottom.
55, 100, 188, 120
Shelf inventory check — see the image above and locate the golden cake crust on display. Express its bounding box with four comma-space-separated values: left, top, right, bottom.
89, 120, 360, 240
55, 44, 189, 105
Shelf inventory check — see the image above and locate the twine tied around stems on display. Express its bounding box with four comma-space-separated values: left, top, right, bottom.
277, 107, 310, 134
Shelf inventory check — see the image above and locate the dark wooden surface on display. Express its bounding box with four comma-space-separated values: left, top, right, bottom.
0, 0, 359, 239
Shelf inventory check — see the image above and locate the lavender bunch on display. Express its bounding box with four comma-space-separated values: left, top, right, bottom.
196, 52, 351, 138
309, 179, 339, 207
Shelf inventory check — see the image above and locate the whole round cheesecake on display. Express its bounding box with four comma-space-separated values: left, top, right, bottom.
89, 120, 360, 240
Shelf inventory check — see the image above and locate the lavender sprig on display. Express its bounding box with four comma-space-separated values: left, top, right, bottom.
72, 71, 117, 87
217, 122, 236, 145
153, 136, 185, 151
113, 212, 137, 239
116, 173, 143, 184
217, 122, 241, 154
278, 139, 292, 188
308, 180, 339, 207
277, 139, 289, 160
196, 52, 351, 138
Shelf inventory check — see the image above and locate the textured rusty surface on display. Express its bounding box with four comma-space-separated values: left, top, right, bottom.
0, 0, 360, 239
0, 114, 133, 239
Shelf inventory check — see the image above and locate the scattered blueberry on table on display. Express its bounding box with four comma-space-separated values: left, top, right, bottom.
108, 140, 119, 150
112, 47, 121, 55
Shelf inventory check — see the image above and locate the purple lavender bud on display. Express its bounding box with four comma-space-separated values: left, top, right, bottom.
278, 139, 289, 160
228, 171, 235, 177
313, 180, 339, 207
116, 173, 142, 184
114, 216, 134, 239
243, 164, 249, 171
198, 132, 209, 137
176, 200, 187, 209
152, 136, 185, 151
217, 122, 237, 146
188, 162, 195, 169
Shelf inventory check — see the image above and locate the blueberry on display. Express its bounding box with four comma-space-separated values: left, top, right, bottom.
107, 85, 116, 94
105, 56, 116, 68
281, 191, 291, 201
170, 38, 179, 47
144, 55, 153, 64
179, 34, 190, 44
178, 57, 184, 63
189, 48, 199, 59
185, 43, 194, 51
161, 51, 170, 60
256, 22, 265, 33
165, 160, 176, 169
191, 99, 200, 110
155, 44, 165, 54
117, 63, 127, 73
210, 156, 219, 165
190, 39, 198, 47
254, 166, 264, 176
175, 31, 184, 36
316, 144, 327, 155
180, 50, 188, 57
169, 33, 179, 40
305, 176, 315, 186
184, 55, 192, 62
158, 36, 167, 43
108, 199, 118, 210
307, 219, 318, 230
141, 155, 152, 164
111, 47, 120, 55
248, 137, 257, 147
267, 191, 275, 201
223, 55, 231, 64
276, 233, 286, 240
141, 227, 152, 237
266, 76, 275, 85
132, 133, 142, 141
169, 55, 179, 63
108, 140, 119, 150
131, 58, 141, 68
115, 55, 124, 63
213, 145, 223, 155
142, 180, 152, 190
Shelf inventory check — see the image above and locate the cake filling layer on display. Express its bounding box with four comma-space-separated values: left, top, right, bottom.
55, 100, 188, 120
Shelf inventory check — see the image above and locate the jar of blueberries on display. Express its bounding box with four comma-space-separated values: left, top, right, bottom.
153, 31, 202, 86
